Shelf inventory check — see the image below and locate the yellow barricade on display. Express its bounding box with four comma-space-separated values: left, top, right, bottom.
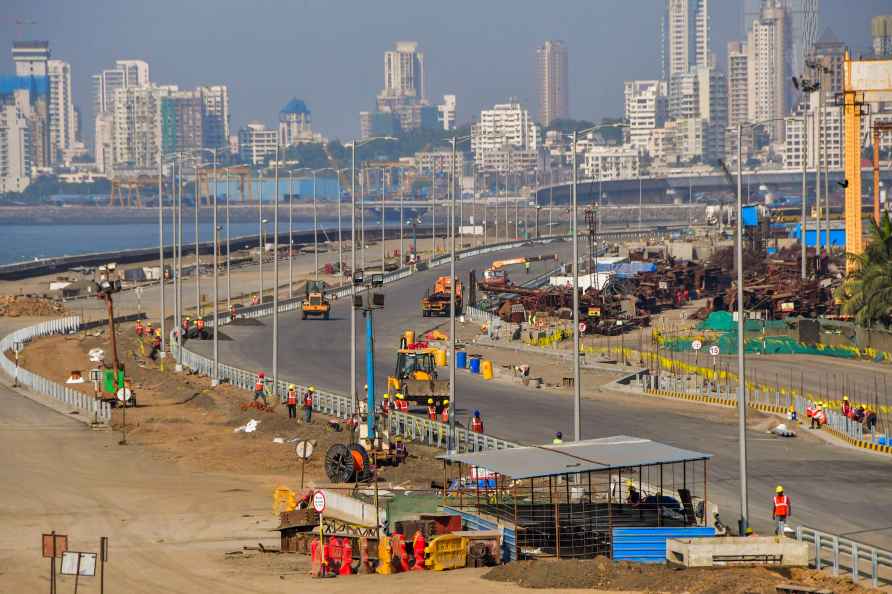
424, 534, 468, 571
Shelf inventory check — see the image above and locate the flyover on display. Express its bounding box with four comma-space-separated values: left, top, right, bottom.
190, 240, 892, 548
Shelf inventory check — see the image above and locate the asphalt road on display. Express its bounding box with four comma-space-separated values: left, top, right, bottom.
190, 242, 892, 548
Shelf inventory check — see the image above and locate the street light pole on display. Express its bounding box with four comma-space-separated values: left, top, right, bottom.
351, 143, 357, 412
211, 152, 219, 386
801, 110, 809, 280
449, 138, 458, 450
157, 152, 166, 360
381, 167, 386, 274
313, 170, 319, 281
431, 164, 437, 259
337, 169, 343, 276
226, 169, 232, 310
571, 130, 581, 441
258, 173, 264, 302
289, 171, 294, 299
176, 158, 184, 372
399, 169, 404, 263
735, 122, 749, 533
273, 146, 280, 403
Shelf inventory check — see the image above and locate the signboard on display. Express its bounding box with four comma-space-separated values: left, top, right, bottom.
780, 302, 795, 312
578, 322, 587, 333
312, 490, 327, 513
88, 348, 105, 363
60, 551, 97, 577
658, 281, 668, 290
42, 533, 68, 558
115, 388, 132, 403
692, 340, 702, 351
510, 304, 525, 313
708, 345, 720, 357
587, 307, 601, 317
848, 58, 892, 102
89, 368, 103, 382
295, 440, 315, 460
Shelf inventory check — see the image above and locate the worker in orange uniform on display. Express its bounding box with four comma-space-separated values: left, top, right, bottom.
426, 398, 437, 421
812, 402, 827, 429
135, 319, 144, 336
471, 410, 484, 433
440, 399, 449, 423
251, 294, 259, 305
772, 485, 791, 536
303, 386, 315, 423
411, 530, 426, 570
195, 318, 205, 334
380, 393, 391, 416
149, 332, 162, 361
254, 372, 268, 405
286, 384, 298, 419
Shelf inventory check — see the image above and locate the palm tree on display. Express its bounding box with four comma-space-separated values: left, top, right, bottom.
838, 213, 892, 327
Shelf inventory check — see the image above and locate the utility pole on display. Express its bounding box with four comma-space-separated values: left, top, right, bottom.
273, 146, 280, 402
571, 130, 581, 441
801, 110, 809, 280
735, 122, 750, 534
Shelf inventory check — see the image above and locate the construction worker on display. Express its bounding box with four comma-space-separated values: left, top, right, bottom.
135, 319, 144, 336
471, 410, 484, 433
397, 393, 409, 413
149, 332, 162, 361
195, 318, 205, 334
411, 530, 426, 570
805, 400, 816, 422
813, 402, 827, 428
303, 386, 315, 423
745, 527, 756, 537
381, 393, 391, 416
626, 480, 641, 506
286, 384, 298, 419
254, 372, 268, 405
251, 294, 259, 305
426, 398, 437, 421
772, 485, 791, 536
842, 396, 852, 418
145, 321, 153, 335
553, 431, 563, 445
440, 400, 449, 423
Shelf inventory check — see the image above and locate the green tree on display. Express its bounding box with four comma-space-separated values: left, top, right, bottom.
838, 212, 892, 327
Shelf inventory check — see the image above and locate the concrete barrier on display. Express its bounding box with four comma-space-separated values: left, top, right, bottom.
667, 536, 809, 568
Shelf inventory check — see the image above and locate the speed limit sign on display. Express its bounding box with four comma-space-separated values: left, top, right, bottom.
578, 322, 587, 333
312, 490, 327, 513
708, 345, 720, 357
692, 340, 702, 351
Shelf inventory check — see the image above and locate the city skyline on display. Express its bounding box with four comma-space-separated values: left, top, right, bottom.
2, 0, 885, 143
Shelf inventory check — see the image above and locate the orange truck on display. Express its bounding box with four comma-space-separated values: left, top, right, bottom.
421, 276, 463, 317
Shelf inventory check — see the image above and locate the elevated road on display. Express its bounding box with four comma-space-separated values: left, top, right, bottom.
191, 241, 892, 547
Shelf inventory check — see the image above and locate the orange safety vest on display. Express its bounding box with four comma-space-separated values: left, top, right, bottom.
773, 494, 790, 517
135, 321, 143, 333
440, 410, 449, 423
471, 417, 484, 433
396, 400, 408, 412
287, 390, 297, 405
805, 405, 815, 418
255, 380, 264, 392
196, 319, 205, 330
304, 392, 314, 408
427, 406, 437, 421
814, 409, 827, 424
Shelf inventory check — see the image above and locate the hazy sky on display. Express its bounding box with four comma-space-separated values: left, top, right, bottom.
2, 0, 887, 142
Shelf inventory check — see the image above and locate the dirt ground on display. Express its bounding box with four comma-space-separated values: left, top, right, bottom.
484, 557, 885, 594
14, 328, 445, 486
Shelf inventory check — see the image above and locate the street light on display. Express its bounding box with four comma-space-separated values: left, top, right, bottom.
194, 147, 223, 385
345, 136, 397, 412
569, 123, 627, 441
446, 134, 471, 451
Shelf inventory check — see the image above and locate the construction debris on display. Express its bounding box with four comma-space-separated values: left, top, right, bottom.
0, 294, 68, 318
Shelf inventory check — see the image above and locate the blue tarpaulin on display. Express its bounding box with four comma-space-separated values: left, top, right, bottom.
791, 224, 845, 247
741, 205, 760, 227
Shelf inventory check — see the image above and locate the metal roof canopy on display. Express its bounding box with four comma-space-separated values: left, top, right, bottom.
440, 436, 711, 480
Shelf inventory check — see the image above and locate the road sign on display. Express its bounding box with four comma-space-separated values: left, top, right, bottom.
115, 388, 132, 403
13, 341, 24, 353
692, 340, 702, 351
709, 345, 720, 357
578, 322, 587, 333
42, 533, 68, 558
61, 551, 96, 576
295, 440, 314, 460
312, 490, 326, 513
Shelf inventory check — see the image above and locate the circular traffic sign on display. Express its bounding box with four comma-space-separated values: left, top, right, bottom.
578, 322, 587, 333
115, 388, 132, 403
295, 440, 315, 460
692, 340, 702, 351
708, 345, 720, 357
312, 490, 326, 513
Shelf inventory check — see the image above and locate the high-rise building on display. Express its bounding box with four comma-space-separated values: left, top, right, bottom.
112, 85, 170, 170
536, 40, 569, 126
438, 95, 456, 131
93, 60, 150, 115
747, 0, 792, 142
872, 15, 892, 57
668, 71, 699, 120
582, 146, 639, 180
624, 80, 668, 154
810, 28, 846, 103
12, 41, 49, 77
161, 90, 203, 155
278, 98, 322, 146
238, 122, 277, 165
47, 60, 76, 160
471, 102, 540, 172
94, 112, 113, 174
696, 65, 727, 127
199, 85, 230, 150
382, 41, 425, 102
727, 41, 749, 128
0, 91, 33, 192
665, 0, 710, 78
783, 101, 842, 170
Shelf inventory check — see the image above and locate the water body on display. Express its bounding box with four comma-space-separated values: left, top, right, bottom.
0, 221, 327, 265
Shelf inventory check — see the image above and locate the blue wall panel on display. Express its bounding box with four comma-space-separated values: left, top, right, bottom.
612, 527, 715, 563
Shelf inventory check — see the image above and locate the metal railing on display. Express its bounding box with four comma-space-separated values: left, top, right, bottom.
795, 525, 892, 587
0, 316, 113, 425
641, 374, 868, 443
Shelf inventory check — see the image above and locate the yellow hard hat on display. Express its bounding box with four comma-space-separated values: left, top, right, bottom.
775, 485, 784, 493
289, 384, 296, 389
395, 393, 404, 400
843, 395, 849, 401
442, 399, 449, 405
308, 386, 315, 392
427, 398, 434, 404
383, 393, 390, 399
625, 479, 634, 487
745, 527, 754, 535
